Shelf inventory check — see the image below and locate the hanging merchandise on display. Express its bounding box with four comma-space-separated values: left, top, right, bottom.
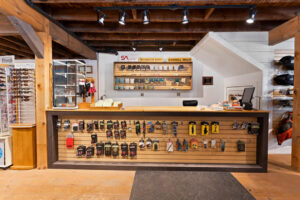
155, 121, 162, 130
277, 112, 293, 145
211, 139, 216, 148
129, 142, 137, 158
104, 142, 112, 156
96, 142, 104, 156
87, 122, 94, 132
112, 142, 119, 157
166, 139, 174, 152
114, 130, 120, 139
120, 129, 126, 139
88, 79, 97, 95
86, 146, 95, 158
72, 122, 79, 132
183, 139, 188, 152
106, 130, 113, 138
146, 138, 152, 148
152, 138, 159, 151
107, 120, 113, 130
85, 79, 91, 97
79, 78, 85, 97
79, 120, 85, 131
241, 121, 248, 130
135, 121, 141, 135
77, 145, 86, 157
237, 140, 246, 152
162, 121, 168, 134
139, 138, 145, 150
221, 140, 226, 152
100, 120, 105, 130
189, 121, 197, 136
121, 142, 129, 157
66, 133, 74, 149
211, 121, 220, 134
203, 139, 208, 149
248, 122, 260, 135
171, 121, 178, 137
273, 74, 294, 86
190, 138, 198, 150
142, 120, 146, 137
176, 139, 182, 151
91, 134, 97, 144
232, 121, 240, 130
201, 121, 209, 135
148, 121, 154, 133
279, 56, 294, 70
121, 120, 127, 129
57, 120, 62, 129
94, 121, 99, 130
113, 120, 119, 129
64, 120, 71, 130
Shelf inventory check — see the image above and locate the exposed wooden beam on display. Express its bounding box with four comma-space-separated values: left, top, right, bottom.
88, 40, 196, 46
66, 21, 282, 33
132, 9, 137, 20
0, 46, 33, 58
0, 36, 30, 49
269, 16, 300, 45
204, 8, 215, 20
0, 14, 18, 35
8, 16, 44, 58
79, 33, 205, 41
50, 7, 300, 23
0, 38, 33, 54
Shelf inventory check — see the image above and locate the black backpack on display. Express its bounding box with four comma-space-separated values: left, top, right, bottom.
273, 74, 294, 86
279, 56, 294, 70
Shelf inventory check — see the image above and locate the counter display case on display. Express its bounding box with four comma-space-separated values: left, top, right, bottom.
114, 62, 193, 90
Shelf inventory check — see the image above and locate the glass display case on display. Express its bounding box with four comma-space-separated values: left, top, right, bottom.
53, 60, 86, 109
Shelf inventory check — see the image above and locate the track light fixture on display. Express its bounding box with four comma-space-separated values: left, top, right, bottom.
143, 10, 150, 25
182, 9, 189, 24
132, 46, 137, 52
246, 7, 257, 24
98, 12, 106, 25
159, 46, 163, 52
119, 11, 126, 25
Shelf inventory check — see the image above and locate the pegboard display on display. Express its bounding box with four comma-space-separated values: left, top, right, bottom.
57, 117, 258, 164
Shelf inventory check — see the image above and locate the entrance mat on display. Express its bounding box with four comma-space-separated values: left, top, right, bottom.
130, 171, 255, 200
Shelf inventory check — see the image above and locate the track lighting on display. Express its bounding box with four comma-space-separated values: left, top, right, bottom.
98, 13, 106, 25
119, 11, 126, 25
159, 47, 163, 52
182, 9, 189, 24
132, 46, 136, 52
143, 10, 150, 25
246, 7, 257, 24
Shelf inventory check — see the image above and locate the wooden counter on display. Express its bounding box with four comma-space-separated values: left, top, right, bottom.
46, 107, 268, 172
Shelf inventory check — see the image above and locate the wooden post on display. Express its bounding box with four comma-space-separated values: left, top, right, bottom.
35, 21, 52, 169
292, 32, 300, 171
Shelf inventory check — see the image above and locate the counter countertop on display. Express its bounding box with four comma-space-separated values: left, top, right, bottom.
47, 106, 269, 113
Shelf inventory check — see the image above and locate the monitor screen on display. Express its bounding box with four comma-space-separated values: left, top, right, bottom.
241, 88, 255, 104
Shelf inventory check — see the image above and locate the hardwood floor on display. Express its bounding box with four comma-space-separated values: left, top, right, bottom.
0, 154, 299, 200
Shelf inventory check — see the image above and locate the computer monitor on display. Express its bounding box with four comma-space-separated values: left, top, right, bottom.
241, 87, 255, 110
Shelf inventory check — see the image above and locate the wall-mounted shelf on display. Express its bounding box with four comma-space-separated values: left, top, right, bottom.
114, 62, 193, 91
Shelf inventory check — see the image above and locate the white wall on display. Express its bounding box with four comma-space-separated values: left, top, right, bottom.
98, 51, 224, 106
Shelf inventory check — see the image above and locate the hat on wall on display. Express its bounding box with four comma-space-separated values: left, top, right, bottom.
279, 56, 294, 70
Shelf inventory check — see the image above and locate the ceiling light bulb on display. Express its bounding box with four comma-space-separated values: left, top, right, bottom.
159, 47, 163, 52
143, 10, 150, 25
119, 11, 126, 25
246, 8, 257, 24
132, 46, 136, 52
98, 13, 106, 25
182, 9, 189, 24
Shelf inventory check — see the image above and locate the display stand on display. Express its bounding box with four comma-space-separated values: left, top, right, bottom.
78, 78, 95, 109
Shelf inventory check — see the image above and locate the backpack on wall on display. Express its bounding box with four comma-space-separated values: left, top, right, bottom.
277, 112, 293, 145
279, 56, 294, 70
273, 74, 294, 86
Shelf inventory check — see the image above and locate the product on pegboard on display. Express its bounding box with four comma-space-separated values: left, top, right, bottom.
148, 121, 154, 133
189, 121, 197, 136
155, 121, 162, 130
106, 130, 113, 138
203, 139, 208, 149
114, 130, 120, 139
241, 121, 248, 130
183, 139, 188, 152
129, 142, 137, 158
211, 139, 216, 148
121, 142, 128, 157
104, 141, 112, 156
79, 120, 85, 131
201, 121, 209, 135
64, 120, 71, 130
171, 121, 178, 137
121, 120, 127, 129
66, 133, 74, 149
72, 122, 79, 132
135, 121, 141, 135
237, 140, 245, 152
100, 120, 105, 130
176, 139, 182, 151
77, 145, 86, 157
162, 121, 168, 134
152, 138, 159, 151
221, 140, 226, 152
142, 120, 146, 137
87, 122, 94, 132
57, 120, 62, 129
112, 142, 119, 157
113, 120, 119, 129
248, 122, 260, 135
120, 129, 126, 139
211, 121, 219, 133
91, 134, 97, 144
86, 146, 95, 158
139, 138, 145, 150
96, 142, 104, 156
190, 138, 198, 150
166, 139, 174, 152
232, 121, 240, 130
146, 138, 152, 148
94, 121, 99, 130
107, 120, 113, 130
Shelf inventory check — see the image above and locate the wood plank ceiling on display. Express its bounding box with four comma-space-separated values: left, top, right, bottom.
3, 0, 300, 56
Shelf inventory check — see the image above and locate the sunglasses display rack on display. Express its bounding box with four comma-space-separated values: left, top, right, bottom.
9, 67, 35, 124
113, 62, 193, 91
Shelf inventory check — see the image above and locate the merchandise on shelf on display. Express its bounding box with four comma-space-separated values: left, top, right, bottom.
201, 121, 209, 135
112, 142, 119, 157
121, 142, 128, 157
166, 139, 174, 152
96, 142, 104, 156
237, 140, 246, 152
189, 121, 197, 136
86, 146, 95, 158
129, 142, 137, 157
211, 121, 220, 133
66, 133, 74, 149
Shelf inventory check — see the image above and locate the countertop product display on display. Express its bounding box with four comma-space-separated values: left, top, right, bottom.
46, 107, 268, 172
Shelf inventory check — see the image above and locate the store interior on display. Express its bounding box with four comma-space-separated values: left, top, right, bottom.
0, 1, 299, 200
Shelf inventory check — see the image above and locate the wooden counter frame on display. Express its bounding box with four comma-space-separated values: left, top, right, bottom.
46, 110, 268, 172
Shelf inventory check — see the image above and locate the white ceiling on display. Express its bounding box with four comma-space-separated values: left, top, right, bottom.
190, 32, 264, 78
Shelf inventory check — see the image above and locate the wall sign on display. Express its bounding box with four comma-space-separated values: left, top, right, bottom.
202, 76, 214, 85
0, 56, 14, 65
119, 55, 139, 62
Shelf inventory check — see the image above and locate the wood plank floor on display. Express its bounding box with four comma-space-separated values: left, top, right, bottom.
0, 154, 299, 200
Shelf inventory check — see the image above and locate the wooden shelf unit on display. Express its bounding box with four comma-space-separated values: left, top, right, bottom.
113, 62, 193, 91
